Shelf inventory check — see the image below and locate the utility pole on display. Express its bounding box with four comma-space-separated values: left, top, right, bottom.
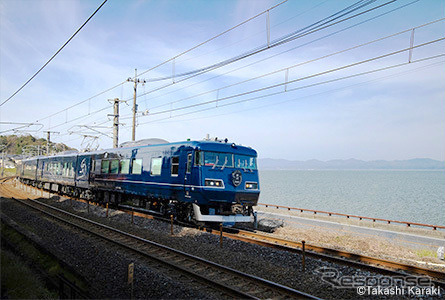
127, 69, 146, 141
0, 145, 6, 177
113, 98, 119, 148
107, 98, 126, 148
47, 131, 50, 155
45, 131, 59, 155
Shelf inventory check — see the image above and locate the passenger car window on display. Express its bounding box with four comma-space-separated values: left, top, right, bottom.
132, 159, 143, 175
110, 160, 119, 174
120, 159, 130, 174
171, 156, 179, 176
101, 160, 110, 174
150, 157, 162, 176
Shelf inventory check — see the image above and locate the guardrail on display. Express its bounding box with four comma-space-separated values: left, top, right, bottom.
257, 203, 445, 231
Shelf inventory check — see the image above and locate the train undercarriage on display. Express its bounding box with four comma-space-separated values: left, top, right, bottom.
18, 178, 253, 224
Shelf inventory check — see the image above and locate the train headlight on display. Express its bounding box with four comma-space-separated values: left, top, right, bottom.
245, 182, 258, 190
205, 179, 224, 188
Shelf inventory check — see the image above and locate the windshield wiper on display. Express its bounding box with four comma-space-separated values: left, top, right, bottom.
221, 157, 228, 170
212, 156, 219, 169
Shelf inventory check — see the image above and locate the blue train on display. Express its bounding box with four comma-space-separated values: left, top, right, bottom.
17, 139, 260, 223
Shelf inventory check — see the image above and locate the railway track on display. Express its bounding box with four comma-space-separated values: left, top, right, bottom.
4, 178, 445, 290
3, 192, 321, 299
217, 228, 445, 285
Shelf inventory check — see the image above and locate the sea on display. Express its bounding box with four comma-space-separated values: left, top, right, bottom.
258, 170, 445, 226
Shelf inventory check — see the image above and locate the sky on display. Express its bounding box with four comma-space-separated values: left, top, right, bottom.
0, 0, 444, 161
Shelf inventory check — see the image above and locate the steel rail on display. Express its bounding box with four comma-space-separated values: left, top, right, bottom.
216, 228, 445, 284
259, 203, 445, 230
116, 203, 445, 285
10, 196, 321, 300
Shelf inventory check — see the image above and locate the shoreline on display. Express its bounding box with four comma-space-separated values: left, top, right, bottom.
255, 205, 445, 239
254, 206, 445, 272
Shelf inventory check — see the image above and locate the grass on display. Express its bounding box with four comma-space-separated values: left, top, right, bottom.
0, 223, 89, 292
1, 167, 16, 177
416, 249, 436, 258
1, 248, 57, 299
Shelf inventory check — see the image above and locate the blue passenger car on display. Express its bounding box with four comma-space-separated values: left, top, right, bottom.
17, 139, 260, 223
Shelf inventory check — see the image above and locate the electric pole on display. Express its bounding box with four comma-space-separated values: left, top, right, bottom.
0, 145, 6, 177
127, 69, 146, 141
107, 98, 126, 148
45, 131, 59, 155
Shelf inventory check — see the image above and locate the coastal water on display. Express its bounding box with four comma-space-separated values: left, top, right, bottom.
258, 170, 445, 226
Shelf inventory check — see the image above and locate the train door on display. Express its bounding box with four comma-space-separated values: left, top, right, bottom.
183, 152, 192, 199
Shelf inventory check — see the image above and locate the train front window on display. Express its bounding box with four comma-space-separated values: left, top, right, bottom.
235, 155, 257, 170
204, 152, 233, 168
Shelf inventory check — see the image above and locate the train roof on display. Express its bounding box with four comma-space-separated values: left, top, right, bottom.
20, 139, 257, 162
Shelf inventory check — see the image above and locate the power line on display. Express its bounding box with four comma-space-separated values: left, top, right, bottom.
139, 0, 384, 84
135, 38, 445, 118
136, 0, 289, 79
147, 60, 445, 125
25, 8, 441, 134
38, 0, 372, 132
16, 0, 432, 145
30, 0, 289, 129
174, 0, 330, 66
131, 0, 401, 105
145, 17, 443, 113
139, 55, 445, 126
139, 0, 421, 108
0, 0, 108, 107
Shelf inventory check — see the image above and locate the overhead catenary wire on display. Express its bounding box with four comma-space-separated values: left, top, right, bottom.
137, 0, 390, 83
0, 0, 108, 107
52, 17, 444, 135
173, 0, 330, 66
36, 0, 384, 132
33, 0, 405, 136
29, 0, 289, 130
137, 0, 422, 109
139, 55, 445, 126
145, 16, 442, 113
146, 60, 445, 125
115, 0, 406, 122
126, 37, 445, 119
135, 0, 289, 79
13, 0, 438, 149
128, 0, 403, 108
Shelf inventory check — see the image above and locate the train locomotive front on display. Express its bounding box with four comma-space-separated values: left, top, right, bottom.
189, 141, 260, 223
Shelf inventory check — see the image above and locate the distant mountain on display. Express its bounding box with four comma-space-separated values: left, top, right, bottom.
0, 134, 76, 155
258, 158, 444, 170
